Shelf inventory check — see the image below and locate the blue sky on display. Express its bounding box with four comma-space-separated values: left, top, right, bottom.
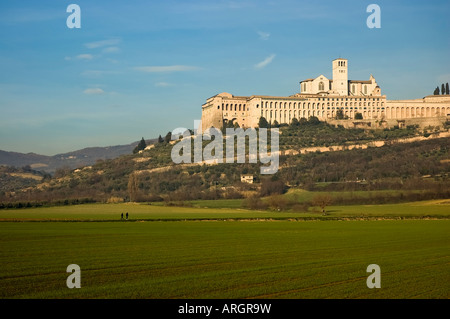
0, 0, 449, 155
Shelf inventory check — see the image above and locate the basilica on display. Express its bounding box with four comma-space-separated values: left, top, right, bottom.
201, 58, 450, 132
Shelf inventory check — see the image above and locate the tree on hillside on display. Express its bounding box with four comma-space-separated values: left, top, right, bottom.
442, 84, 445, 95
164, 132, 172, 143
258, 117, 269, 128
290, 118, 299, 127
355, 112, 363, 120
308, 116, 320, 125
446, 82, 449, 95
158, 135, 164, 143
434, 87, 439, 95
272, 120, 280, 128
133, 137, 147, 154
127, 173, 138, 202
299, 117, 308, 125
312, 194, 333, 214
336, 109, 345, 120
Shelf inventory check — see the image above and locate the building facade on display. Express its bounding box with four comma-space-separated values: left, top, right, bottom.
201, 58, 450, 132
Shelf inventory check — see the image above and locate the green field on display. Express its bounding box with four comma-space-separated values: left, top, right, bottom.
0, 201, 449, 299
0, 199, 449, 221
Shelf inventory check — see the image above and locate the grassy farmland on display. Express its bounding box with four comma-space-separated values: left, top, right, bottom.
0, 201, 449, 299
0, 199, 449, 221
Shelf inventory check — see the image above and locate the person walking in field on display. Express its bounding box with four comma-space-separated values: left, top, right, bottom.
126, 212, 128, 220
121, 213, 123, 220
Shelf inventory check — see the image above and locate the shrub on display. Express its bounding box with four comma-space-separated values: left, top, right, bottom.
260, 179, 287, 196
107, 196, 124, 204
291, 202, 310, 212
241, 195, 268, 210
267, 195, 289, 211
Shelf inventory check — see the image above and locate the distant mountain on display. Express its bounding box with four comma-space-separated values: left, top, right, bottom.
0, 139, 156, 174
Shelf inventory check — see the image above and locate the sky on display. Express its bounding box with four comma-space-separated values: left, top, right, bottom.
0, 0, 449, 155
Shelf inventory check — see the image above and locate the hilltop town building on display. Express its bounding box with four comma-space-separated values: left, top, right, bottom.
201, 58, 450, 131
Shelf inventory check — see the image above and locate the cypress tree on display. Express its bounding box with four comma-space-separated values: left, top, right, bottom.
258, 117, 269, 128
164, 132, 172, 143
446, 82, 449, 95
435, 86, 440, 95
133, 137, 147, 153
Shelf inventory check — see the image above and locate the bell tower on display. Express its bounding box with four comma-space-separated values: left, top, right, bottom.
332, 58, 348, 95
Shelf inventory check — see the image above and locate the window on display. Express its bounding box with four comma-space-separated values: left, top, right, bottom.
319, 82, 324, 91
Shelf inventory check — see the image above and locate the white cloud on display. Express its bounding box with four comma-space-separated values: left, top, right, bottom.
84, 39, 121, 49
134, 65, 199, 73
76, 54, 94, 60
155, 82, 173, 87
83, 88, 105, 95
257, 31, 270, 40
254, 54, 276, 69
102, 46, 120, 54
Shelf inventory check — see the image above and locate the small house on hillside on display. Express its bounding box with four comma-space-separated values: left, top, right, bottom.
240, 174, 254, 184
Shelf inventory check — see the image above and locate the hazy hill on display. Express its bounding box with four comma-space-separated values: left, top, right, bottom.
0, 139, 155, 174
